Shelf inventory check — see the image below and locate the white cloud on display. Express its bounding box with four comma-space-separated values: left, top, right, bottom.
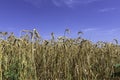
99, 8, 116, 12
82, 28, 97, 32
51, 0, 62, 7
51, 0, 78, 7
81, 27, 120, 36
104, 28, 120, 35
78, 0, 100, 4
82, 27, 120, 42
22, 0, 101, 8
52, 0, 101, 7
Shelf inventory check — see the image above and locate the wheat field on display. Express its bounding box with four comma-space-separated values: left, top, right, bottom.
0, 29, 120, 80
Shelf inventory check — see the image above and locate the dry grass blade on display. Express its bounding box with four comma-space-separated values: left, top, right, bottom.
0, 29, 120, 80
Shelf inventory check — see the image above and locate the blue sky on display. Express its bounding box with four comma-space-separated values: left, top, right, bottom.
0, 0, 120, 42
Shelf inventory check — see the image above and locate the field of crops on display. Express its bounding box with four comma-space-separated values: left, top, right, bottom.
0, 29, 120, 80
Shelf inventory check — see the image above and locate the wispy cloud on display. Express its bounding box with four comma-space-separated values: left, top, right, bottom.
78, 0, 100, 4
103, 28, 120, 35
51, 0, 79, 8
22, 0, 101, 8
52, 0, 101, 7
82, 27, 120, 42
98, 8, 116, 12
82, 28, 97, 32
83, 27, 120, 34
